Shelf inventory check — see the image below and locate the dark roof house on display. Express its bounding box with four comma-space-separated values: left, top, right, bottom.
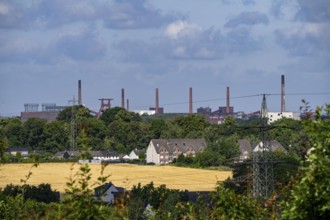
146, 139, 207, 165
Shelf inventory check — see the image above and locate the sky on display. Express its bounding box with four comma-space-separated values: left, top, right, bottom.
0, 0, 329, 117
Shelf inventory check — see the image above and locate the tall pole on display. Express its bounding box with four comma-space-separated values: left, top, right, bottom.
281, 75, 285, 112
251, 94, 274, 198
68, 96, 77, 151
189, 87, 193, 114
78, 80, 82, 105
156, 88, 159, 114
226, 86, 230, 115
121, 88, 125, 109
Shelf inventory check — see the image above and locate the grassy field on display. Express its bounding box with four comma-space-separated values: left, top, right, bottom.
0, 163, 232, 192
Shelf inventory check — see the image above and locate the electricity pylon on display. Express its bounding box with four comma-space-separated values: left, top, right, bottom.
251, 94, 274, 198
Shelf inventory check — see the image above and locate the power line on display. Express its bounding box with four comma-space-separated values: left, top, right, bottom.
130, 92, 330, 109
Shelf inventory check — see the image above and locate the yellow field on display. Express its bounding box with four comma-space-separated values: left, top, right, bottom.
0, 163, 231, 192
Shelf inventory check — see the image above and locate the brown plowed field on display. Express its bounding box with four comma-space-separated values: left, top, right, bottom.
0, 163, 231, 192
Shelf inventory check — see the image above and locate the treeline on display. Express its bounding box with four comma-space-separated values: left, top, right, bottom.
0, 105, 309, 159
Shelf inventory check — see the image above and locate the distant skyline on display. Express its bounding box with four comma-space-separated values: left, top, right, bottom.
1, 0, 329, 117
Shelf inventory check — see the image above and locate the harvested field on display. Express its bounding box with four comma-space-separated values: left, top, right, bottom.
0, 163, 231, 192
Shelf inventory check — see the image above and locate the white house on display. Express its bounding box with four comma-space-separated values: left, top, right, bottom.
253, 140, 287, 153
146, 139, 207, 165
238, 139, 252, 161
129, 148, 145, 160
267, 112, 300, 124
94, 182, 125, 204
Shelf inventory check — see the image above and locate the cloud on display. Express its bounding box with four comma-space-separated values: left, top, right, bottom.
275, 23, 330, 57
225, 11, 269, 28
164, 20, 201, 39
100, 0, 178, 29
0, 0, 179, 30
221, 0, 255, 5
0, 36, 37, 62
295, 0, 330, 22
55, 28, 106, 61
112, 21, 261, 62
33, 0, 97, 28
0, 1, 26, 28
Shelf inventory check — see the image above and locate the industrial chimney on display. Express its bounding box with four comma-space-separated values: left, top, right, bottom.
226, 86, 230, 114
155, 88, 159, 114
78, 80, 82, 105
121, 88, 125, 109
189, 87, 193, 114
127, 99, 129, 111
281, 75, 285, 112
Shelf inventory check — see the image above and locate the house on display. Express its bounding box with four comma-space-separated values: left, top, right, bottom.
253, 140, 287, 153
238, 139, 252, 161
94, 182, 125, 204
267, 112, 300, 124
146, 139, 207, 165
8, 147, 29, 158
129, 148, 145, 160
54, 151, 80, 159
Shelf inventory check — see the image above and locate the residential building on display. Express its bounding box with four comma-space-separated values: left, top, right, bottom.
238, 139, 252, 161
94, 182, 125, 204
146, 139, 207, 165
8, 147, 29, 158
267, 112, 300, 124
129, 148, 145, 160
253, 140, 287, 153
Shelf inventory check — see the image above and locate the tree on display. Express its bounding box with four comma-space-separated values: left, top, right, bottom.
3, 118, 24, 148
174, 114, 208, 138
209, 183, 267, 219
99, 107, 125, 125
44, 120, 69, 152
22, 118, 47, 150
281, 104, 330, 219
0, 129, 9, 160
57, 105, 92, 123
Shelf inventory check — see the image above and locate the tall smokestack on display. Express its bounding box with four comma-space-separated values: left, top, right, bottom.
121, 88, 125, 109
189, 87, 193, 114
155, 88, 159, 114
226, 86, 230, 114
281, 75, 285, 112
78, 80, 82, 105
127, 99, 129, 111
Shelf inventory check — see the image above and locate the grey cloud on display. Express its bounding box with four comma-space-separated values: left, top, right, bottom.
295, 0, 330, 22
32, 0, 97, 28
0, 1, 26, 28
274, 29, 319, 56
225, 11, 269, 28
55, 29, 106, 61
100, 0, 178, 29
221, 0, 255, 5
112, 25, 260, 62
0, 0, 179, 30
